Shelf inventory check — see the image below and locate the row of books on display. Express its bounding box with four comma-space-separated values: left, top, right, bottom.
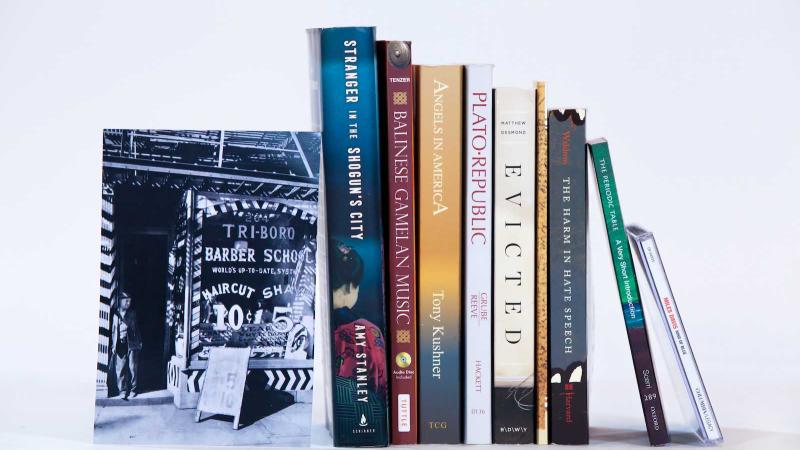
310, 26, 721, 447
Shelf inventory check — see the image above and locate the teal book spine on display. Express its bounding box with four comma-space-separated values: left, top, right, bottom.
587, 138, 669, 446
319, 26, 389, 447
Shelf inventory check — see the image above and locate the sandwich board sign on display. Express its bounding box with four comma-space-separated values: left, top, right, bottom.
195, 347, 250, 429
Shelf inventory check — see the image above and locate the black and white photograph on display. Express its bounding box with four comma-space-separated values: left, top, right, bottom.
93, 129, 320, 446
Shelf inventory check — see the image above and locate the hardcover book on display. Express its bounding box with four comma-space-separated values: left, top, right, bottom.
378, 40, 418, 445
463, 64, 493, 445
548, 109, 588, 445
316, 27, 390, 447
492, 87, 535, 444
534, 81, 549, 445
588, 138, 669, 446
416, 64, 463, 444
94, 129, 319, 446
627, 225, 722, 444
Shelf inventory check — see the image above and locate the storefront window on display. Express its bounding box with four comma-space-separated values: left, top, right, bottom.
192, 193, 316, 366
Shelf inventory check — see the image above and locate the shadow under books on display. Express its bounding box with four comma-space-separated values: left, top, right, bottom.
591, 427, 704, 447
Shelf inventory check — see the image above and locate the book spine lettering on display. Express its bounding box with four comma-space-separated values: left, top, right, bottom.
378, 40, 418, 445
463, 64, 493, 445
588, 138, 670, 446
319, 27, 389, 447
548, 109, 588, 445
492, 88, 536, 444
417, 65, 463, 444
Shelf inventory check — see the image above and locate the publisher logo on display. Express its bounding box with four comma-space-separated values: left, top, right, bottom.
398, 394, 411, 432
353, 413, 376, 434
395, 352, 412, 368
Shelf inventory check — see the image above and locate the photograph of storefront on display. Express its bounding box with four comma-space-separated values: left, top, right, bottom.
94, 129, 319, 445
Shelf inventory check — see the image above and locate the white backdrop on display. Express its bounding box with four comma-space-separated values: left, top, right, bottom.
0, 0, 798, 448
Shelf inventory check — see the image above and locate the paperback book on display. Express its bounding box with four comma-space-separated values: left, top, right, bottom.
492, 87, 535, 444
463, 64, 493, 445
315, 26, 390, 447
416, 64, 463, 444
378, 40, 418, 445
548, 109, 588, 445
588, 138, 670, 446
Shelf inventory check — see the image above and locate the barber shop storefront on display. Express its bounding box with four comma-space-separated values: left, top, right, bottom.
96, 129, 319, 408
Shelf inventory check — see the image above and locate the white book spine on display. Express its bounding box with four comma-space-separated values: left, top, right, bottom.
463, 64, 494, 444
493, 87, 536, 429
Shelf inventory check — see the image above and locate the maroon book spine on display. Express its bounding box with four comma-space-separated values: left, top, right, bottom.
378, 40, 418, 445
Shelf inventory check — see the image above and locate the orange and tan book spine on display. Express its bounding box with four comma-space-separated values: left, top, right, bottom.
534, 81, 549, 444
416, 64, 463, 444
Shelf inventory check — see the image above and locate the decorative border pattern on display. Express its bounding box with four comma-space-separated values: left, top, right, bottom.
97, 184, 116, 391
186, 368, 313, 392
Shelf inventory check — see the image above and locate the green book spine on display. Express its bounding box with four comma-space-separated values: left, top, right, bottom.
587, 138, 669, 446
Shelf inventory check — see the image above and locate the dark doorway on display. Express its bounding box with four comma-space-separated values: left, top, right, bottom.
120, 233, 169, 393
111, 185, 182, 394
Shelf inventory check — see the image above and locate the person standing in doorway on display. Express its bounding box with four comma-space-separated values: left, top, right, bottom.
112, 292, 143, 399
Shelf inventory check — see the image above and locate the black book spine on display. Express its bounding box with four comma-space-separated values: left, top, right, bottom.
548, 109, 589, 444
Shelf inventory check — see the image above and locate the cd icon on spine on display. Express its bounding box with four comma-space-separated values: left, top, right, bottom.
396, 352, 412, 368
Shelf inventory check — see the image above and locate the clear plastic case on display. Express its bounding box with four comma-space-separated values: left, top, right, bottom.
627, 225, 723, 446
307, 27, 335, 447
